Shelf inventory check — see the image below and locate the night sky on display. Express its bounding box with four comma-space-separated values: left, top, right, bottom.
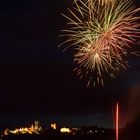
0, 0, 139, 128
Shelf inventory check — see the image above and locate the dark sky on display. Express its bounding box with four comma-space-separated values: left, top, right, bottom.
0, 0, 139, 128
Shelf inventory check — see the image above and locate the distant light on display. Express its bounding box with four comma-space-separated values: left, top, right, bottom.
95, 130, 98, 133
4, 129, 9, 135
60, 127, 71, 133
51, 123, 57, 130
90, 130, 93, 133
72, 128, 78, 131
34, 121, 40, 130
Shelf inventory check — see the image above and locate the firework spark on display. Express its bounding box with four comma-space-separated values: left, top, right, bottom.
60, 0, 140, 86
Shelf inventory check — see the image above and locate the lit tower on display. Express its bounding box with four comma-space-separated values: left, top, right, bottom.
34, 120, 40, 130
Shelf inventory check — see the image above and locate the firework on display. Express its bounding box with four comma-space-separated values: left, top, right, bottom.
60, 0, 140, 86
115, 102, 119, 140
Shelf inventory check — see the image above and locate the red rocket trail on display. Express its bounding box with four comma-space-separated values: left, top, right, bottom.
116, 102, 119, 140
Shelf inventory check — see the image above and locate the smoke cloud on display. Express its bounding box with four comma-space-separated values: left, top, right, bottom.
122, 84, 140, 126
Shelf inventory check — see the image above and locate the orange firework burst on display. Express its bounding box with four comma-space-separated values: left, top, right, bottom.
60, 0, 140, 86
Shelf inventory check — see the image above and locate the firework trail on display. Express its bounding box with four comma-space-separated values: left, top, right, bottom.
116, 102, 119, 140
60, 0, 140, 86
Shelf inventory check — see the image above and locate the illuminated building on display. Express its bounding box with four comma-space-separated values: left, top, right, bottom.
3, 121, 42, 136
